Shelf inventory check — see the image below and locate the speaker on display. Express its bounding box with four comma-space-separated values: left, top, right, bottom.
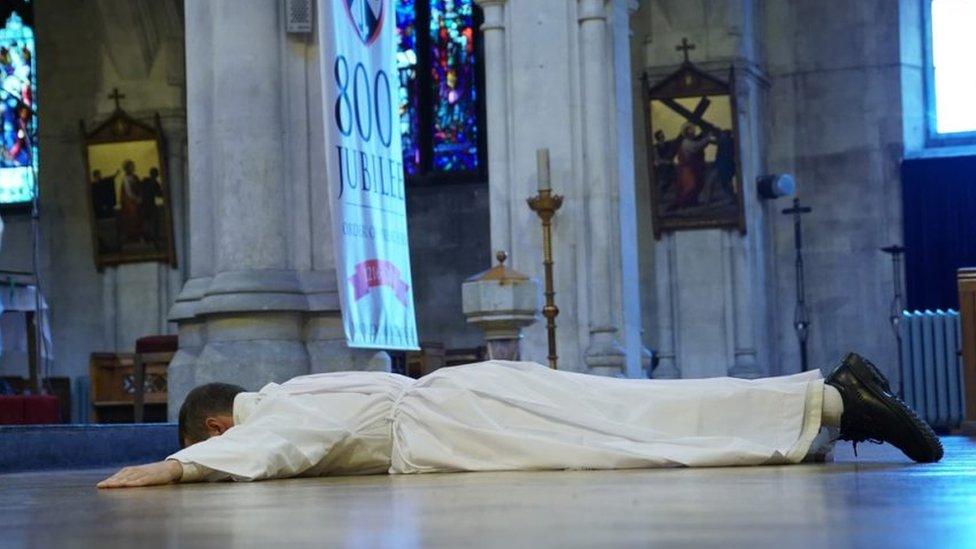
285, 0, 313, 34
756, 174, 796, 200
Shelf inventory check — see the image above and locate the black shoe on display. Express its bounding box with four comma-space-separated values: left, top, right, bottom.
825, 352, 943, 463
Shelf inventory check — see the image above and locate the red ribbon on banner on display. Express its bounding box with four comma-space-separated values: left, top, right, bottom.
349, 259, 410, 306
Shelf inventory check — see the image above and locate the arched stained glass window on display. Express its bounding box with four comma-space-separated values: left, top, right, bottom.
395, 1, 420, 176
0, 0, 36, 206
396, 0, 485, 182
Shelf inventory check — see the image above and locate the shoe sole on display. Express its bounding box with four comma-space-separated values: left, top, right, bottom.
844, 356, 944, 463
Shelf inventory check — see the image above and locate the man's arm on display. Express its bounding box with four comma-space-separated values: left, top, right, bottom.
97, 395, 353, 488
97, 460, 183, 489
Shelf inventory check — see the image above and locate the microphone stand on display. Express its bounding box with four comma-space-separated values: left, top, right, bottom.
782, 198, 812, 371
881, 244, 906, 396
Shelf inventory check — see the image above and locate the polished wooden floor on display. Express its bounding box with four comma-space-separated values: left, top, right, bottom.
2, 437, 975, 548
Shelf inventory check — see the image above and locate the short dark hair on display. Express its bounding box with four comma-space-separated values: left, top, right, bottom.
177, 382, 245, 448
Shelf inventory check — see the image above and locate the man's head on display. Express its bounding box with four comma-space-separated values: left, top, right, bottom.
177, 382, 245, 448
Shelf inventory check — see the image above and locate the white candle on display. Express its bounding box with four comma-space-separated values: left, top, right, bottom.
536, 148, 551, 191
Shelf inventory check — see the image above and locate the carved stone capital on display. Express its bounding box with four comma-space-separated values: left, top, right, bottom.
578, 0, 610, 23
476, 0, 507, 31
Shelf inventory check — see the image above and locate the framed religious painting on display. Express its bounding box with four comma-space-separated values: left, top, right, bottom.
642, 59, 746, 238
80, 102, 176, 270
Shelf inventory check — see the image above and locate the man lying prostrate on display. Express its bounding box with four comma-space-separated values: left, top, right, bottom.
97, 353, 942, 488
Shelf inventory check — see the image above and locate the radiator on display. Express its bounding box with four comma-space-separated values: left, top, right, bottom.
899, 310, 966, 430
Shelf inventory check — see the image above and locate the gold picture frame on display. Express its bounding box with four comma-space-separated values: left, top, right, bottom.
642, 64, 746, 238
80, 108, 176, 270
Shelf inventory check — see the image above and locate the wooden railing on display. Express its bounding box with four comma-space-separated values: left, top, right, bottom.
958, 268, 976, 433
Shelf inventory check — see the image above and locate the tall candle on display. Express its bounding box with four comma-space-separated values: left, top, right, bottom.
536, 148, 551, 191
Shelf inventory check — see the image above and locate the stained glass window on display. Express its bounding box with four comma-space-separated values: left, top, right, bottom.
0, 1, 36, 205
429, 0, 478, 171
395, 0, 483, 179
395, 0, 420, 176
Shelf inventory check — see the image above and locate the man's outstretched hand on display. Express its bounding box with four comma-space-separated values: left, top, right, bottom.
97, 460, 183, 489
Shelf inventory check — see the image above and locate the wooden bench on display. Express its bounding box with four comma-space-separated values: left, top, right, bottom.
90, 352, 169, 423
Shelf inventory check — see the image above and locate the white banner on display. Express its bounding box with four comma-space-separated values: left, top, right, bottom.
318, 0, 419, 350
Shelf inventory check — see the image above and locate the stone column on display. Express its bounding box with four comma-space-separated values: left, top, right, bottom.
610, 0, 649, 378
161, 105, 201, 419
176, 0, 309, 393
726, 81, 763, 379
476, 0, 512, 258
578, 0, 625, 374
165, 1, 216, 417
651, 234, 680, 378
473, 0, 646, 374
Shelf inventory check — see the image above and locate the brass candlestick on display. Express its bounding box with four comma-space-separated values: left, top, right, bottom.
527, 188, 563, 369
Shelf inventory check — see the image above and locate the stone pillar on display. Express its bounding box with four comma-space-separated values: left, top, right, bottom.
578, 0, 625, 374
476, 0, 512, 258
167, 279, 207, 420
168, 1, 216, 415
651, 234, 680, 378
173, 0, 309, 396
473, 0, 645, 374
165, 22, 213, 412
160, 110, 195, 420
170, 0, 394, 412
609, 0, 649, 378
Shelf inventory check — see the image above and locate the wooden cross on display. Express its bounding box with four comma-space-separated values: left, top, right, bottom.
659, 96, 719, 134
108, 87, 125, 110
676, 37, 695, 63
782, 198, 812, 218
880, 245, 906, 256
783, 198, 813, 371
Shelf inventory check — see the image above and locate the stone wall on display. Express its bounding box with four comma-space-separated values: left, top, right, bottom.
407, 182, 491, 350
630, 0, 922, 381
474, 0, 647, 375
631, 0, 772, 379
764, 0, 917, 379
0, 1, 185, 417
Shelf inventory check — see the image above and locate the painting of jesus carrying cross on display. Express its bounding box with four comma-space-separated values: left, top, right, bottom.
642, 39, 745, 238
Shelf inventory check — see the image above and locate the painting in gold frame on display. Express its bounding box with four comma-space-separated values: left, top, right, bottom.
642, 64, 746, 238
81, 109, 175, 270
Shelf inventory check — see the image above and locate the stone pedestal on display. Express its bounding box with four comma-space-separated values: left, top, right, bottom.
462, 253, 540, 361
304, 313, 393, 373
165, 277, 208, 421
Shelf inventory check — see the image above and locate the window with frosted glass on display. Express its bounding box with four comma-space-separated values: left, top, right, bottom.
928, 0, 976, 140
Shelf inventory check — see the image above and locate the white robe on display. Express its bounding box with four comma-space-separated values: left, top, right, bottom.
169, 361, 825, 482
